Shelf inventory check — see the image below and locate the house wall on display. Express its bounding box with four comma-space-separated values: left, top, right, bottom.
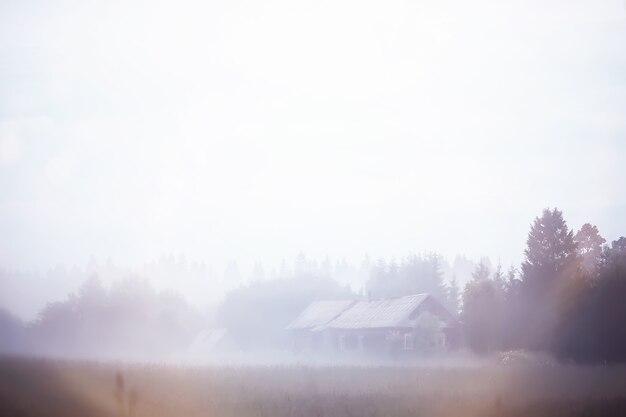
326, 328, 412, 354
292, 324, 458, 357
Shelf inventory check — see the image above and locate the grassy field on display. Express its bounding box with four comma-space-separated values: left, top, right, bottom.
1, 356, 626, 417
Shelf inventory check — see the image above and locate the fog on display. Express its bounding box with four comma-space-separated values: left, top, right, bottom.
1, 0, 626, 371
2, 0, 625, 272
0, 252, 481, 321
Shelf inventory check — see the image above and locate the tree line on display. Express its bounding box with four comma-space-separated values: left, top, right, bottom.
367, 253, 460, 316
461, 208, 626, 363
0, 277, 204, 358
1, 207, 624, 362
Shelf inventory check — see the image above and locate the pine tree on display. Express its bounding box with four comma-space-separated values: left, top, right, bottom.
574, 223, 606, 276
520, 208, 579, 350
251, 262, 266, 281
471, 261, 490, 282
461, 263, 503, 353
522, 208, 578, 293
445, 277, 460, 316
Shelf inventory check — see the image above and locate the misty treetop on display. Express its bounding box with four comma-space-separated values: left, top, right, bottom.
7, 276, 205, 358
574, 223, 606, 275
366, 253, 457, 314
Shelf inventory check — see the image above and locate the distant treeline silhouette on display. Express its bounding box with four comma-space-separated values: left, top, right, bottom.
0, 277, 204, 358
367, 253, 461, 316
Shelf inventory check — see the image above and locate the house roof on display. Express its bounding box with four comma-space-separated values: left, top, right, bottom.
326, 293, 431, 329
285, 300, 356, 330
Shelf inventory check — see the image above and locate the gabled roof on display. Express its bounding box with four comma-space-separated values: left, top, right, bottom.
285, 300, 355, 330
326, 293, 431, 329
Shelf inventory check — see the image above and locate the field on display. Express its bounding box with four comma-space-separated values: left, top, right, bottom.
2, 356, 626, 417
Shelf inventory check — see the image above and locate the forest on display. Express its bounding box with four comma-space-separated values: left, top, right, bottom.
1, 208, 624, 364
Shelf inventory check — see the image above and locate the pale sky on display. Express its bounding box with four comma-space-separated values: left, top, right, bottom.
1, 0, 625, 276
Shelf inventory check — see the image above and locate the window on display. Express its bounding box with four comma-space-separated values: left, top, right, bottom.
404, 333, 414, 350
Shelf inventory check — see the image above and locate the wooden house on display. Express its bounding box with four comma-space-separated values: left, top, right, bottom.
286, 294, 459, 355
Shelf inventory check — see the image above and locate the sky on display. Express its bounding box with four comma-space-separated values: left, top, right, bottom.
1, 0, 625, 278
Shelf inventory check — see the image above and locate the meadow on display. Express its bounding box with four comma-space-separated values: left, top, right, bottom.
1, 356, 626, 417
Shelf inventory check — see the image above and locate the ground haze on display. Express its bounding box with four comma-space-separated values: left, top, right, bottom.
2, 357, 626, 417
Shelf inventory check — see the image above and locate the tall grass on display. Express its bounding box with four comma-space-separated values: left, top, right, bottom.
1, 356, 626, 417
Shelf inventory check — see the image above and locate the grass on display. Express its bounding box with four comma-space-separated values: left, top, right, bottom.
1, 356, 626, 417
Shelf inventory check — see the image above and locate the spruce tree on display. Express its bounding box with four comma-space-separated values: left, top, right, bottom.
520, 208, 579, 350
